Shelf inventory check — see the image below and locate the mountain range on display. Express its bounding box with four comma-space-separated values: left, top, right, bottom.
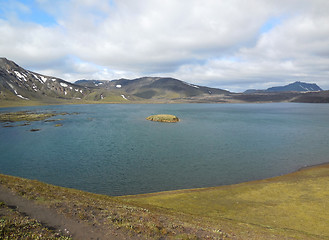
1, 57, 329, 106
244, 81, 322, 94
0, 57, 231, 105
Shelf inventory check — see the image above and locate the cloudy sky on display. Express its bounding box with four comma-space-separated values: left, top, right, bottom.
1, 0, 329, 92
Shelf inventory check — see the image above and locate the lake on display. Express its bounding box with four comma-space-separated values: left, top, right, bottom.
1, 103, 329, 196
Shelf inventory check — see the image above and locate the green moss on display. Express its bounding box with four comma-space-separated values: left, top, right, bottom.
146, 114, 179, 122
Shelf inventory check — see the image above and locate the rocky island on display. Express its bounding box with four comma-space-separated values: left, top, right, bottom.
146, 114, 179, 123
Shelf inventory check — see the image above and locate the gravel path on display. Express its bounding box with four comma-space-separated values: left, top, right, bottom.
0, 185, 129, 240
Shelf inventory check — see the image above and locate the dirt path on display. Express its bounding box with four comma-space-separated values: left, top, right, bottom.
0, 185, 128, 240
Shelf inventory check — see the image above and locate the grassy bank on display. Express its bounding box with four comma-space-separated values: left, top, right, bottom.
0, 175, 228, 239
1, 164, 329, 239
121, 164, 329, 239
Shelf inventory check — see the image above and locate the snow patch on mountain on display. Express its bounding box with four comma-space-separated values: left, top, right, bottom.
14, 71, 27, 82
31, 73, 44, 83
40, 76, 48, 82
17, 95, 29, 100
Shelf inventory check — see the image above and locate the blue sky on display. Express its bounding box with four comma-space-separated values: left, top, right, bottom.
1, 0, 329, 92
0, 0, 56, 26
260, 17, 283, 34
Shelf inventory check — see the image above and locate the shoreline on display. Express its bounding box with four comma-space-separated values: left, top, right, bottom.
1, 161, 329, 198
0, 98, 315, 109
119, 161, 329, 198
1, 161, 329, 239
297, 161, 329, 171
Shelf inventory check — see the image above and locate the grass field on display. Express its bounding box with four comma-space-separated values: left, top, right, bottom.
121, 164, 329, 239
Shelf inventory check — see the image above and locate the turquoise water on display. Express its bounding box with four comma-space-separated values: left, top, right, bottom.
1, 103, 329, 196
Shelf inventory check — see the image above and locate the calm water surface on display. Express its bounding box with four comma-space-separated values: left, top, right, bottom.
1, 103, 329, 196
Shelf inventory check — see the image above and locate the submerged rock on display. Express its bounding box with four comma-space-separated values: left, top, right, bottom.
30, 128, 41, 132
44, 119, 63, 122
146, 114, 179, 123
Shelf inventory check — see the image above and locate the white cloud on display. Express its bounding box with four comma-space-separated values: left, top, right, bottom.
32, 56, 139, 82
0, 19, 67, 67
65, 0, 277, 71
0, 0, 329, 91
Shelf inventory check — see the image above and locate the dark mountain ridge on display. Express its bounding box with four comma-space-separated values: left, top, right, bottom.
244, 81, 322, 94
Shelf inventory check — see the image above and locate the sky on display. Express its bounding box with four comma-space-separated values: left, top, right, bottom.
0, 0, 329, 92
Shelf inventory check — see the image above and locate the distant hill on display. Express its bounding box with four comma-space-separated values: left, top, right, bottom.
244, 81, 322, 94
75, 77, 229, 100
267, 81, 322, 92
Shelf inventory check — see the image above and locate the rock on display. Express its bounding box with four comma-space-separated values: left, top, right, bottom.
146, 114, 179, 123
30, 128, 41, 132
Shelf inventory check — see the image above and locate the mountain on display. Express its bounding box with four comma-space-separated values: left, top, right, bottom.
2, 57, 329, 105
75, 77, 229, 100
267, 81, 322, 92
0, 58, 89, 102
0, 58, 230, 105
244, 81, 322, 94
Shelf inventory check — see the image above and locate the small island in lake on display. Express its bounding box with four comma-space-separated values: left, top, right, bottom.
146, 114, 179, 123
